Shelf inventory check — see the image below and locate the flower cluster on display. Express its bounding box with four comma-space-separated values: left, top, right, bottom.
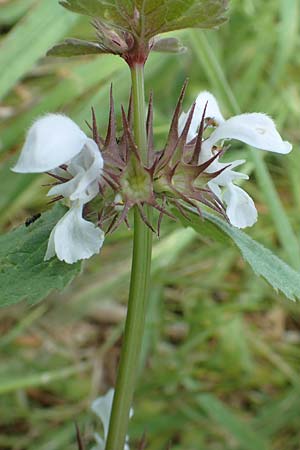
13, 88, 292, 264
13, 115, 104, 264
179, 92, 292, 228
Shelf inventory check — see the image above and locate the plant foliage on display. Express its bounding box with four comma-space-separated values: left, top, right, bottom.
59, 0, 228, 37
0, 204, 81, 307
178, 207, 300, 302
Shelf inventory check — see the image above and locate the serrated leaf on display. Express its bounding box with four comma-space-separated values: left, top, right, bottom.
172, 207, 230, 245
178, 208, 300, 301
139, 0, 229, 36
47, 38, 106, 57
0, 204, 81, 307
59, 0, 228, 38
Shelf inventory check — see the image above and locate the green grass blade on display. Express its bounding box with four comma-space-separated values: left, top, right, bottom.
197, 394, 269, 450
0, 0, 79, 100
0, 0, 35, 25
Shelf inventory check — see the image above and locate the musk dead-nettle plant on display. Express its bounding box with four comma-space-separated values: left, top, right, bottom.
13, 86, 291, 264
4, 1, 299, 449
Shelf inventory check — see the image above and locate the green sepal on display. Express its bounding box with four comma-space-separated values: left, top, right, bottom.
176, 207, 300, 302
59, 0, 229, 38
0, 204, 82, 307
47, 38, 106, 57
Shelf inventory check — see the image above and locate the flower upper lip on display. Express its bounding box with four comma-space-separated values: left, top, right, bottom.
12, 114, 90, 173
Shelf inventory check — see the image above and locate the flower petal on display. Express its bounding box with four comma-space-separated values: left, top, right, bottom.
211, 160, 249, 185
91, 389, 134, 450
179, 91, 225, 141
194, 91, 225, 125
44, 202, 104, 264
208, 180, 222, 199
91, 433, 105, 450
12, 114, 88, 173
69, 139, 103, 201
47, 139, 103, 203
91, 389, 115, 440
223, 183, 258, 228
207, 113, 292, 154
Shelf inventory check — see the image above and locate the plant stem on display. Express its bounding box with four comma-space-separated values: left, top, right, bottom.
105, 64, 153, 450
131, 64, 148, 162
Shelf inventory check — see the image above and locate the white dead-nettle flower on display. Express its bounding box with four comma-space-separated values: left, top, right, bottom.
91, 389, 133, 450
179, 92, 292, 228
13, 114, 104, 264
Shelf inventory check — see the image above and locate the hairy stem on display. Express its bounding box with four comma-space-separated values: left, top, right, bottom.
105, 64, 153, 450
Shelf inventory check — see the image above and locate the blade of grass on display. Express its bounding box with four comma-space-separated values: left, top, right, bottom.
271, 0, 299, 84
197, 394, 269, 450
0, 362, 91, 395
0, 0, 80, 100
0, 0, 35, 25
0, 56, 124, 153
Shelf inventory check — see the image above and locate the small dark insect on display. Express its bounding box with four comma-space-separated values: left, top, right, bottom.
25, 213, 41, 227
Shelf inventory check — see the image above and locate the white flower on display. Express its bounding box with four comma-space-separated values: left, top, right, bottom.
13, 114, 105, 263
91, 389, 133, 450
179, 91, 292, 228
44, 201, 104, 264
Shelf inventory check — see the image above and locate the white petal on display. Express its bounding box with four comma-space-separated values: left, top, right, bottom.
44, 225, 56, 261
91, 389, 134, 450
223, 183, 258, 228
44, 202, 104, 264
91, 433, 105, 450
178, 110, 189, 138
47, 171, 84, 199
91, 389, 115, 440
208, 180, 222, 199
207, 113, 292, 154
69, 139, 103, 201
179, 91, 225, 141
194, 91, 225, 125
12, 114, 88, 173
47, 139, 103, 202
211, 160, 249, 185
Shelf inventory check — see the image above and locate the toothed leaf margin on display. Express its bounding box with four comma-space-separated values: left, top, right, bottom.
176, 206, 300, 301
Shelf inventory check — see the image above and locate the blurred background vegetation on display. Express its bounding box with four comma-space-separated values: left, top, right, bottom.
0, 0, 300, 449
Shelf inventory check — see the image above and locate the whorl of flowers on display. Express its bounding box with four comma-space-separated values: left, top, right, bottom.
93, 82, 227, 236
13, 84, 291, 264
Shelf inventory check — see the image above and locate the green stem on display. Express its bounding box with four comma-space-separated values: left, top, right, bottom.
131, 63, 148, 162
105, 64, 153, 450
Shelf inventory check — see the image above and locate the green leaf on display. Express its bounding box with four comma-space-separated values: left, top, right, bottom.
59, 0, 228, 37
139, 0, 229, 36
0, 0, 35, 25
178, 208, 300, 301
172, 207, 231, 245
0, 204, 81, 307
47, 38, 106, 57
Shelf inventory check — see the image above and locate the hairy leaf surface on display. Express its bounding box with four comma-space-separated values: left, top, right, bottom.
59, 0, 228, 37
